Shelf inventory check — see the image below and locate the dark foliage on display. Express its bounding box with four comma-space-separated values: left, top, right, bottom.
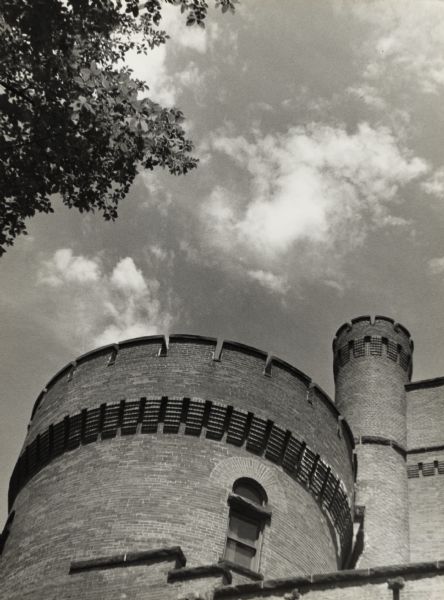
0, 0, 237, 254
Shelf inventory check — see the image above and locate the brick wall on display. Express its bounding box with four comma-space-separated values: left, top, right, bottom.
333, 317, 411, 566
406, 380, 444, 562
354, 444, 410, 566
1, 332, 355, 598
406, 382, 444, 449
26, 338, 353, 494
0, 434, 340, 599
408, 449, 444, 561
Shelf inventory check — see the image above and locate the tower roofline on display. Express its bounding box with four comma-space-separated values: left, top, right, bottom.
333, 315, 413, 353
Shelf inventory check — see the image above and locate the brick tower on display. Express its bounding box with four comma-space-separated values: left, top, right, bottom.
333, 316, 413, 566
0, 335, 354, 600
3, 317, 444, 599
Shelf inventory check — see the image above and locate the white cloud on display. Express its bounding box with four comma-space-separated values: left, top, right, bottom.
428, 256, 444, 275
347, 84, 387, 110
37, 251, 173, 350
247, 270, 289, 295
422, 167, 444, 197
347, 0, 444, 95
110, 257, 148, 294
125, 5, 219, 106
148, 244, 175, 265
38, 248, 100, 286
205, 122, 428, 259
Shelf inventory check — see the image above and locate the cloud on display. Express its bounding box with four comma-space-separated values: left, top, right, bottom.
37, 251, 173, 350
125, 5, 219, 106
147, 244, 175, 266
246, 270, 289, 295
38, 248, 101, 286
422, 167, 444, 197
110, 257, 148, 294
127, 43, 176, 106
205, 122, 428, 259
346, 1, 444, 95
428, 256, 444, 275
347, 84, 387, 111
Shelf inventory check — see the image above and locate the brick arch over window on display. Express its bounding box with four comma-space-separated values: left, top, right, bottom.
209, 456, 288, 513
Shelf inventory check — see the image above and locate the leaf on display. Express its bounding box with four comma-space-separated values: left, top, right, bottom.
0, 0, 235, 254
80, 68, 90, 81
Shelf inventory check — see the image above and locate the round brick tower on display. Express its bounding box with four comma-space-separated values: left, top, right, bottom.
333, 316, 413, 567
0, 335, 355, 600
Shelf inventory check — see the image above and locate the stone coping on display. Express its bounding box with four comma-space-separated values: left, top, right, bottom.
214, 559, 444, 597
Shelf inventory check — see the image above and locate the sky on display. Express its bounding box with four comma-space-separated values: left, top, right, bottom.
2, 0, 444, 523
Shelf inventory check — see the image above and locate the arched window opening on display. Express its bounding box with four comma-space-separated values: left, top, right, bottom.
233, 478, 267, 506
223, 478, 271, 573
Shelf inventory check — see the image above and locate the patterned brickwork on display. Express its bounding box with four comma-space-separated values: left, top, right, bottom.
0, 333, 357, 600
406, 448, 444, 562
334, 336, 412, 378
407, 459, 444, 478
7, 397, 353, 555
334, 316, 411, 568
3, 316, 444, 600
405, 378, 444, 565
0, 435, 342, 599
333, 316, 413, 354
26, 336, 354, 495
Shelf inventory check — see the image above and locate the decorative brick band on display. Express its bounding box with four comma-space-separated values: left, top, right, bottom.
407, 443, 444, 455
29, 335, 355, 456
407, 460, 444, 478
9, 397, 353, 558
356, 439, 444, 476
333, 336, 412, 378
355, 436, 406, 458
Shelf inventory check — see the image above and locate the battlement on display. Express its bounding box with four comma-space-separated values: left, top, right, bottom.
5, 316, 444, 598
333, 315, 413, 353
30, 334, 349, 446
333, 316, 413, 380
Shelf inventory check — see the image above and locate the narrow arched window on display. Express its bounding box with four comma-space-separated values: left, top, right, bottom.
223, 478, 270, 573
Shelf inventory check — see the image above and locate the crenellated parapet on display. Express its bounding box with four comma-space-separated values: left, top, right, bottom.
333, 316, 413, 381
32, 335, 333, 422
26, 334, 355, 494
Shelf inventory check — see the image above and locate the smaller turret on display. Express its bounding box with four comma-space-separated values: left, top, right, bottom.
333, 316, 412, 567
333, 315, 413, 446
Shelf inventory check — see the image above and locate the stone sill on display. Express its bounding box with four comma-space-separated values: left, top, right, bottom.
70, 546, 186, 573
168, 563, 232, 584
